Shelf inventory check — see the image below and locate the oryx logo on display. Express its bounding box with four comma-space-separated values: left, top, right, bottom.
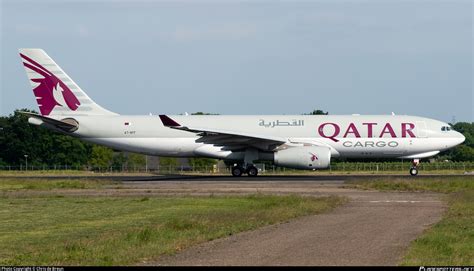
20, 53, 80, 116
309, 152, 318, 162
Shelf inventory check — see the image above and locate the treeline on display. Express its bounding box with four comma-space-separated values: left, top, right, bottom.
0, 110, 219, 169
0, 110, 135, 168
0, 109, 473, 168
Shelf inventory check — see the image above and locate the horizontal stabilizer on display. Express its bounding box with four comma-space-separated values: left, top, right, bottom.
19, 111, 78, 132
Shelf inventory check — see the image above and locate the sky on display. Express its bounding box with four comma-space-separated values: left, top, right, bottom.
1, 0, 472, 123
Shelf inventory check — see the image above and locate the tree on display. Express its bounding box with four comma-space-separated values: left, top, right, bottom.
88, 145, 113, 169
0, 158, 6, 167
159, 157, 179, 170
452, 122, 474, 148
111, 152, 127, 169
189, 158, 217, 170
305, 109, 328, 115
440, 122, 474, 161
191, 112, 219, 115
128, 153, 146, 169
49, 136, 90, 167
451, 145, 474, 161
0, 109, 92, 167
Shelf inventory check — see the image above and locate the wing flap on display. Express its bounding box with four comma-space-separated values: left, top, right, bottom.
159, 114, 287, 151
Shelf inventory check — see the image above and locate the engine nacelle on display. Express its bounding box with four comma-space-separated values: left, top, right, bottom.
274, 146, 331, 170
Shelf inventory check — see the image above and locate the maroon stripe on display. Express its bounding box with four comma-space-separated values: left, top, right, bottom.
20, 53, 52, 76
23, 62, 50, 78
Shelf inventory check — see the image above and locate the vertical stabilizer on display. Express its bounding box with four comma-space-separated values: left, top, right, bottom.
19, 49, 118, 116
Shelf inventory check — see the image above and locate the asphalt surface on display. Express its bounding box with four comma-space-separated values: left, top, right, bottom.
1, 173, 468, 182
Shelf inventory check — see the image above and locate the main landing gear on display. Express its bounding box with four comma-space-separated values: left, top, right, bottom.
231, 164, 259, 177
231, 148, 259, 177
410, 159, 420, 176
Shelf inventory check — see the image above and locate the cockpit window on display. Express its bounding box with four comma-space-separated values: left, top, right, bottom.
441, 126, 451, 132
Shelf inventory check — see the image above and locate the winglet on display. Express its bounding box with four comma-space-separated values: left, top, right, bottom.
159, 115, 181, 127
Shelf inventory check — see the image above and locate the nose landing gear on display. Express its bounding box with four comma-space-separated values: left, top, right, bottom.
410, 159, 420, 176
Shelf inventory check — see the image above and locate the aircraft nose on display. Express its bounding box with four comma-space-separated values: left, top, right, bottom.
455, 131, 465, 145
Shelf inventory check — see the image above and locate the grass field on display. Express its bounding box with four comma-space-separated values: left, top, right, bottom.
0, 178, 115, 191
0, 179, 346, 265
348, 176, 474, 193
0, 170, 157, 177
349, 176, 474, 266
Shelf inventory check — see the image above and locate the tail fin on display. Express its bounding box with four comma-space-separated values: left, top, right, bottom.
19, 49, 117, 116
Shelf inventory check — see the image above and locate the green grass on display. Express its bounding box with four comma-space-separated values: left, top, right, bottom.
348, 176, 474, 266
402, 190, 474, 266
347, 176, 474, 193
0, 179, 113, 191
0, 170, 156, 177
0, 194, 346, 265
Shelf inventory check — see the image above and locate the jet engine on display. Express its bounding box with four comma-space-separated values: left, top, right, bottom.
274, 146, 331, 170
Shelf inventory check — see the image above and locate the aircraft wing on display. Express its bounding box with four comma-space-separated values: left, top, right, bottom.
159, 115, 287, 151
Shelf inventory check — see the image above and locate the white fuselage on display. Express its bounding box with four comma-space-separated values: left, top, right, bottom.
66, 114, 465, 161
18, 49, 466, 171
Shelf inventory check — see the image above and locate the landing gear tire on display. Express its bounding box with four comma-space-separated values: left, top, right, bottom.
410, 159, 420, 176
246, 166, 258, 177
231, 166, 244, 177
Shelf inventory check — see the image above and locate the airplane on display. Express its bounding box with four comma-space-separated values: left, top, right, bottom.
18, 49, 466, 177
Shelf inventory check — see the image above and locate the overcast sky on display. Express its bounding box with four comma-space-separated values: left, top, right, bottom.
1, 0, 472, 122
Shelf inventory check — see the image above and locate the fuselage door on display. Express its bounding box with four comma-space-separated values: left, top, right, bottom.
416, 121, 428, 138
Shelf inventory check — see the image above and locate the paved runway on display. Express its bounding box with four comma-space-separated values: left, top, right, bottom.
1, 173, 467, 182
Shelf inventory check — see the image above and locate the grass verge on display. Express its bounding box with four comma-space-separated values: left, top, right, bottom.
0, 193, 346, 265
348, 176, 474, 266
347, 176, 474, 193
0, 170, 157, 177
0, 178, 114, 191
